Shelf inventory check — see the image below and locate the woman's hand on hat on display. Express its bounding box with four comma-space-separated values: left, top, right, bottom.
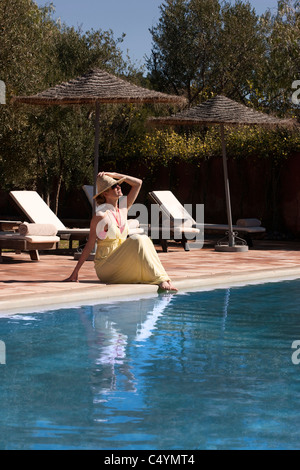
103, 171, 118, 178
97, 171, 118, 179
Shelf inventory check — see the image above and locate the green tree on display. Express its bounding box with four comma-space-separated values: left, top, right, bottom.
215, 1, 265, 101
0, 0, 58, 190
28, 106, 95, 214
0, 0, 56, 96
147, 0, 222, 103
0, 0, 141, 213
28, 20, 130, 213
147, 0, 300, 115
254, 0, 300, 116
147, 0, 265, 104
45, 25, 127, 86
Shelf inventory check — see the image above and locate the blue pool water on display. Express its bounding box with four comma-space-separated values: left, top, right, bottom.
1, 279, 300, 450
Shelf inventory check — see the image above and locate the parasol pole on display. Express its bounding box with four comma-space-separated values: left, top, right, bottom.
93, 101, 101, 213
85, 101, 101, 260
220, 124, 234, 246
215, 124, 248, 252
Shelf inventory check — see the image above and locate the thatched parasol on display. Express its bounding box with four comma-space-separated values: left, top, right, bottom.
13, 68, 187, 203
148, 95, 297, 252
13, 68, 187, 106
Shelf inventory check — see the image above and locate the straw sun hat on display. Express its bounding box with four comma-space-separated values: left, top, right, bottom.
93, 174, 126, 199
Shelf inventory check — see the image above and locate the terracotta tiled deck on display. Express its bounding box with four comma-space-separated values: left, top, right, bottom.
1, 239, 300, 315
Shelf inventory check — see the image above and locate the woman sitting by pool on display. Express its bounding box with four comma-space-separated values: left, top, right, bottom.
65, 171, 177, 292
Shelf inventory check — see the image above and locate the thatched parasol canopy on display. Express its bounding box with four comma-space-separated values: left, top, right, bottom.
13, 68, 187, 106
148, 95, 298, 252
148, 95, 296, 128
13, 68, 187, 213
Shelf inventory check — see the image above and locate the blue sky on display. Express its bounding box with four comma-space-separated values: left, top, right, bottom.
36, 0, 279, 66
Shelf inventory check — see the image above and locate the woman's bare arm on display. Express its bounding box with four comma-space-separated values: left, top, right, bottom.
63, 215, 99, 282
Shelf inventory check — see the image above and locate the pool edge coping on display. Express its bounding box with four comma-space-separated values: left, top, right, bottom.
1, 265, 300, 316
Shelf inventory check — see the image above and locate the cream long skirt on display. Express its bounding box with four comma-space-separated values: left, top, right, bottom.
94, 234, 170, 285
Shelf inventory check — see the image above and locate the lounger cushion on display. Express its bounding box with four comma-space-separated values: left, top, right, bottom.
127, 219, 140, 230
236, 218, 262, 227
0, 233, 60, 244
127, 219, 145, 236
24, 235, 60, 244
19, 223, 58, 237
205, 224, 265, 233
161, 217, 194, 228
148, 226, 200, 238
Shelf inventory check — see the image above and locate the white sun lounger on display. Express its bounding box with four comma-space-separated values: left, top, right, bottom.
148, 190, 265, 251
10, 191, 90, 242
148, 190, 202, 252
0, 227, 60, 262
10, 189, 144, 244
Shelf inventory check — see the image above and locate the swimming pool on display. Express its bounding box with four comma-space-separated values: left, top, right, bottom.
0, 279, 300, 450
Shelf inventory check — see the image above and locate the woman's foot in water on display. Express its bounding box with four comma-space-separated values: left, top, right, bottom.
158, 281, 178, 292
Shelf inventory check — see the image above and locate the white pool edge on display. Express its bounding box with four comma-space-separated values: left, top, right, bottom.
1, 266, 300, 316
